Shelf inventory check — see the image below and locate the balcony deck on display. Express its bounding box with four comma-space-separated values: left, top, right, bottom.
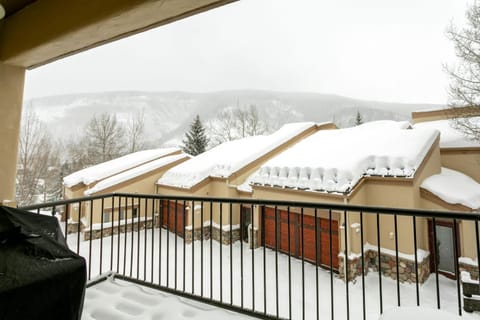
21, 193, 480, 320
83, 274, 254, 320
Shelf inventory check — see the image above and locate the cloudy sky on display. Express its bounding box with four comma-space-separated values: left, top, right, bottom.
24, 0, 471, 104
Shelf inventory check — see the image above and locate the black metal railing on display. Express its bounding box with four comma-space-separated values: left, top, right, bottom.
20, 193, 480, 320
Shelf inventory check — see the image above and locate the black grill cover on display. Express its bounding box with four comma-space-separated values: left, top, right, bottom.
0, 206, 86, 320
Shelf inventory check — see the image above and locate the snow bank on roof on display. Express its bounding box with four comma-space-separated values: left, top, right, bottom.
63, 148, 179, 187
85, 154, 188, 195
421, 167, 480, 209
248, 120, 438, 194
413, 118, 480, 148
157, 122, 316, 189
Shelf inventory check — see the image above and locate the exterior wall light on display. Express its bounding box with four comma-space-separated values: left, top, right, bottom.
0, 5, 5, 20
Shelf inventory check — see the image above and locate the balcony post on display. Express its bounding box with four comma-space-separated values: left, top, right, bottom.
0, 62, 25, 206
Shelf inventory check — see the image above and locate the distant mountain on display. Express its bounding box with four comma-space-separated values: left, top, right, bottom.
24, 90, 441, 147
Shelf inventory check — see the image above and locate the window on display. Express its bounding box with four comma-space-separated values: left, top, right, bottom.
133, 208, 138, 218
103, 212, 111, 223
119, 209, 125, 220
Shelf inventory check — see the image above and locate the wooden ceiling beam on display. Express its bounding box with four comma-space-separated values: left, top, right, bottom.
0, 0, 236, 69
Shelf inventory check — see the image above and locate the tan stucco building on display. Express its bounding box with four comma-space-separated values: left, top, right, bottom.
63, 148, 189, 238
156, 122, 337, 243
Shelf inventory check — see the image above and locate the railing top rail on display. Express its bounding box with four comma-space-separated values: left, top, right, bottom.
18, 192, 480, 221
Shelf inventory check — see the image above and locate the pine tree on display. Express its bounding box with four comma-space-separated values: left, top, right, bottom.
355, 110, 363, 126
182, 115, 209, 156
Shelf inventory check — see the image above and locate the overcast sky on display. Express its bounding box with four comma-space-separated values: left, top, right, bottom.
24, 0, 471, 104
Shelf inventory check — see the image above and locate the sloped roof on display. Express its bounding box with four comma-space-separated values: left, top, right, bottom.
421, 167, 480, 210
413, 118, 480, 148
247, 120, 438, 194
84, 154, 189, 195
157, 122, 318, 189
64, 148, 180, 188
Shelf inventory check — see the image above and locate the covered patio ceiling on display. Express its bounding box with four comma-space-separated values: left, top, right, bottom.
0, 0, 237, 69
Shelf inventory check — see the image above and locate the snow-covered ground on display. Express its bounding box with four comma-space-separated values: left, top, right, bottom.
69, 228, 478, 320
83, 276, 254, 320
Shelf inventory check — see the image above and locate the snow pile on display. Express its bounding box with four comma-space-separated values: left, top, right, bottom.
461, 271, 480, 285
248, 121, 438, 194
459, 256, 479, 266
413, 118, 480, 148
84, 154, 188, 195
421, 167, 480, 209
157, 122, 316, 189
64, 148, 180, 187
83, 275, 254, 320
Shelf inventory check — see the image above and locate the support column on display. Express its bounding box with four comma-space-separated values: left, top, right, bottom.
0, 62, 25, 206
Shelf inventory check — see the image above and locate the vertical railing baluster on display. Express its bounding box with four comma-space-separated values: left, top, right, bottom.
136, 197, 141, 279
453, 219, 462, 316
183, 200, 186, 292
143, 198, 147, 282
77, 201, 81, 255
413, 216, 420, 306
315, 208, 319, 320
210, 201, 213, 300
151, 198, 155, 283
240, 204, 244, 309
230, 203, 233, 305
201, 201, 204, 298
288, 206, 292, 320
220, 203, 223, 302
117, 197, 121, 274
377, 213, 383, 314
123, 197, 128, 276
476, 220, 480, 294
360, 211, 366, 320
192, 200, 195, 295
64, 204, 69, 241
302, 207, 306, 320
175, 200, 178, 290
130, 197, 134, 278
137, 197, 141, 279
432, 217, 441, 309
99, 197, 104, 276
394, 214, 400, 306
329, 209, 334, 320
263, 205, 267, 316
166, 199, 170, 288
160, 200, 164, 286
110, 196, 114, 272
275, 206, 279, 318
251, 204, 256, 312
88, 199, 93, 280
344, 210, 349, 320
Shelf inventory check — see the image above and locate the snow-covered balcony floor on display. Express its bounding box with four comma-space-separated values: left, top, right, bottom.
83, 275, 253, 320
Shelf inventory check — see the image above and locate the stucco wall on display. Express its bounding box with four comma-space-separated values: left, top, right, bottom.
440, 149, 480, 183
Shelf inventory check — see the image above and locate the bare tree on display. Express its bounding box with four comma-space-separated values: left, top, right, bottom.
126, 109, 146, 153
208, 104, 268, 146
16, 110, 52, 206
245, 105, 267, 136
446, 3, 480, 142
208, 108, 238, 146
85, 113, 125, 163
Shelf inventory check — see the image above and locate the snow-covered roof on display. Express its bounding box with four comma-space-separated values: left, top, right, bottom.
413, 118, 480, 148
247, 120, 439, 194
421, 167, 480, 210
157, 122, 317, 189
84, 154, 189, 195
64, 148, 180, 188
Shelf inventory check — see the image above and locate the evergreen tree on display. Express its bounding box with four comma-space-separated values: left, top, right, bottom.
182, 115, 209, 156
355, 110, 363, 126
